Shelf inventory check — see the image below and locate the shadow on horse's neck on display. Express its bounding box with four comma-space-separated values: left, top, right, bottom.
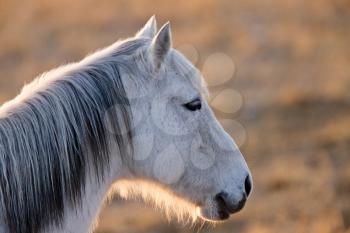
48, 146, 129, 233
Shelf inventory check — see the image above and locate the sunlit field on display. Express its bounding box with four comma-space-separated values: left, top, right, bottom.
1, 0, 350, 233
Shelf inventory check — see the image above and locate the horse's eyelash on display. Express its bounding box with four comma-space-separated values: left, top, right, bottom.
183, 97, 202, 111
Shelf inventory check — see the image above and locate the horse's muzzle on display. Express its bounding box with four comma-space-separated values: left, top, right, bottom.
198, 174, 252, 221
215, 191, 246, 216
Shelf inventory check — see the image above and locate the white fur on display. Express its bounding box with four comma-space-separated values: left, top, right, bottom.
0, 17, 252, 233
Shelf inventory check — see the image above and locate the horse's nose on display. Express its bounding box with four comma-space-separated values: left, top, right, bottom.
244, 175, 252, 197
215, 192, 247, 214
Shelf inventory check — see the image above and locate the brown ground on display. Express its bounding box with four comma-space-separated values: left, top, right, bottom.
1, 0, 350, 233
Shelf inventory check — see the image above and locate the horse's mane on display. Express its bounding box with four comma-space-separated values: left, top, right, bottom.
0, 38, 146, 233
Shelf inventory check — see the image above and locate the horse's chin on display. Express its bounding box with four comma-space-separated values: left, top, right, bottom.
196, 206, 231, 222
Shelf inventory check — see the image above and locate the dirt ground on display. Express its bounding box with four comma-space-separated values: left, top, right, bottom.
0, 0, 349, 233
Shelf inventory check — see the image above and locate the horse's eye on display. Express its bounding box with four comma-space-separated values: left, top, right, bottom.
183, 98, 202, 111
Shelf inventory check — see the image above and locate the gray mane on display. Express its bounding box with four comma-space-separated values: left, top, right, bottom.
0, 38, 146, 233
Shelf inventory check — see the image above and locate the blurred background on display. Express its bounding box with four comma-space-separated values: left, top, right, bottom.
1, 0, 350, 232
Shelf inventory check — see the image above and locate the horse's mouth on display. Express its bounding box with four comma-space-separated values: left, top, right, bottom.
197, 206, 230, 222
196, 195, 246, 222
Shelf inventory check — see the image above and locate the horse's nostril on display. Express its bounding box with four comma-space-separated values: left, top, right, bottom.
215, 191, 246, 214
244, 175, 252, 197
215, 192, 228, 207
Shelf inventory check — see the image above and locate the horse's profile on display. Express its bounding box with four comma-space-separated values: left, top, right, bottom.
0, 16, 252, 233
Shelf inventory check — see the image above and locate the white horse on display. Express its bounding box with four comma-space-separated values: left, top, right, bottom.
0, 16, 252, 233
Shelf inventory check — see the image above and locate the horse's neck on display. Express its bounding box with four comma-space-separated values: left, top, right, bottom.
49, 176, 112, 233
0, 171, 104, 233
49, 144, 126, 233
0, 136, 122, 233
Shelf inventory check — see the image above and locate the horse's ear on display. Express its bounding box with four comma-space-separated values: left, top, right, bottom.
151, 22, 172, 69
136, 15, 157, 38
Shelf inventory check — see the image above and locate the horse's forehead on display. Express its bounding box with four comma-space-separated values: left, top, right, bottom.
168, 50, 206, 94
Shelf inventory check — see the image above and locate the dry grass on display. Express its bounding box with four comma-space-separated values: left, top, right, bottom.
0, 0, 350, 232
